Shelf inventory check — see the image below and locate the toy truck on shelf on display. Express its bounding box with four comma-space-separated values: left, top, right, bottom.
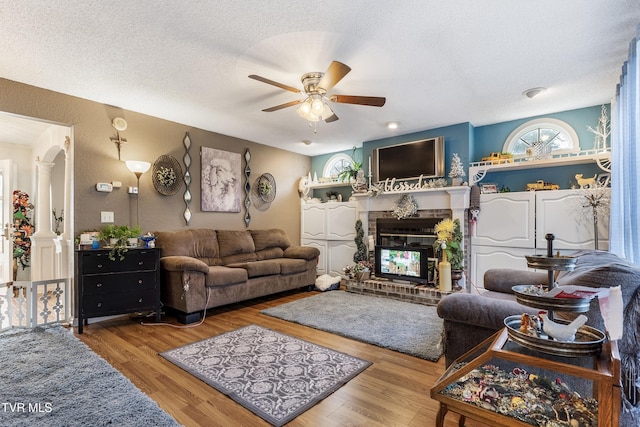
480, 152, 514, 164
526, 180, 560, 191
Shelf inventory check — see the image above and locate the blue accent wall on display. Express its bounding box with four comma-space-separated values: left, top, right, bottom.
311, 104, 609, 195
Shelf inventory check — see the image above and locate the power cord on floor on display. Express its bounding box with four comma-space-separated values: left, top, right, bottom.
139, 286, 212, 329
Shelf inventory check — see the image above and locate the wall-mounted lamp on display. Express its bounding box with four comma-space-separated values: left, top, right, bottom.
110, 117, 128, 160
125, 160, 151, 226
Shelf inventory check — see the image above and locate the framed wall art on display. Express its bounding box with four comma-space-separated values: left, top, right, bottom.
201, 147, 241, 212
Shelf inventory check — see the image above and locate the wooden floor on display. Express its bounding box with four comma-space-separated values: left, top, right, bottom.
76, 289, 488, 427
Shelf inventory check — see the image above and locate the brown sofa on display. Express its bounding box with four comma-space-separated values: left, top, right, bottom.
154, 228, 319, 323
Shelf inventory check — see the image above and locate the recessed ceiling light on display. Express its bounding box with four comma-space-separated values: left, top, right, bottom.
302, 139, 312, 145
523, 87, 547, 99
386, 121, 399, 129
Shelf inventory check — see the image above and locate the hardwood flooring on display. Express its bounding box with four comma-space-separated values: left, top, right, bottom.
76, 289, 488, 427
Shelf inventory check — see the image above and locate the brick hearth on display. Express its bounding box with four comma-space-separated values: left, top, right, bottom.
342, 277, 459, 306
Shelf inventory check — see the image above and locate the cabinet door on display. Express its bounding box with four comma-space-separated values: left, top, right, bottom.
326, 203, 357, 240
302, 239, 327, 275
536, 189, 609, 251
327, 240, 356, 276
301, 205, 326, 239
472, 192, 535, 248
470, 246, 532, 289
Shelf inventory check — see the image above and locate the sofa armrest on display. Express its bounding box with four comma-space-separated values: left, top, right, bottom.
437, 293, 537, 330
160, 256, 209, 274
284, 246, 320, 261
484, 269, 548, 294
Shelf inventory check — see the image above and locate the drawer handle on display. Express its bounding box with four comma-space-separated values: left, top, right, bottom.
97, 302, 102, 308
138, 279, 143, 285
138, 261, 144, 265
97, 264, 103, 268
138, 298, 143, 303
96, 283, 103, 288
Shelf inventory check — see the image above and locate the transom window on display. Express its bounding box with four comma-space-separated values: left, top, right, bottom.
503, 118, 580, 157
323, 153, 353, 179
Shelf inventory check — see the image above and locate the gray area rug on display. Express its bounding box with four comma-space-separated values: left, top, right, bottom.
0, 324, 180, 427
261, 291, 444, 361
161, 324, 370, 426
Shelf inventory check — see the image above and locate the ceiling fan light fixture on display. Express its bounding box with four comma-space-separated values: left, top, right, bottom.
311, 95, 324, 116
296, 99, 312, 118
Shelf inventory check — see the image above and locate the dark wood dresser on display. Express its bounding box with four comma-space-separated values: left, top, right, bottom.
75, 248, 161, 333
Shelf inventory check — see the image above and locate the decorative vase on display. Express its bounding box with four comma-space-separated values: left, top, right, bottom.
451, 269, 464, 289
354, 270, 370, 282
439, 251, 452, 292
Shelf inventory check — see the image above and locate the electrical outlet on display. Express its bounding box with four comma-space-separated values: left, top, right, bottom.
128, 187, 139, 194
101, 211, 114, 223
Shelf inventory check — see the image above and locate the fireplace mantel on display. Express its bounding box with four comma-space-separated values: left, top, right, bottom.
351, 186, 470, 226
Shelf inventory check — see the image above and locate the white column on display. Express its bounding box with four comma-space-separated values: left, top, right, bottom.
33, 160, 56, 237
62, 137, 71, 240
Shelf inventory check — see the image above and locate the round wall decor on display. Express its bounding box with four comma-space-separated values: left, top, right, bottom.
152, 155, 183, 196
257, 173, 276, 203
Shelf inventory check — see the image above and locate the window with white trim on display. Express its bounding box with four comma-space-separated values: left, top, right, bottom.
503, 118, 580, 158
323, 154, 353, 179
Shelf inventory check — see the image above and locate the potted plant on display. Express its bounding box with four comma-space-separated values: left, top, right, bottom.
99, 224, 140, 261
124, 225, 142, 247
343, 260, 374, 282
338, 160, 367, 192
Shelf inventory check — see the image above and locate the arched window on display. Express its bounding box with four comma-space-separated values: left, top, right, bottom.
323, 153, 353, 179
503, 118, 580, 158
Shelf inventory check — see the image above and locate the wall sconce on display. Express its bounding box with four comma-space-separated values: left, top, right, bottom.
125, 160, 151, 226
110, 117, 128, 160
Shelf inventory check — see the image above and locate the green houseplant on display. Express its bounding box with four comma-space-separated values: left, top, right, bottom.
99, 224, 141, 261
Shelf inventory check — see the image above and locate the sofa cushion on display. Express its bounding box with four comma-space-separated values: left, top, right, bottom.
284, 246, 320, 261
275, 258, 311, 275
251, 229, 291, 251
217, 230, 257, 264
226, 260, 281, 278
155, 229, 222, 265
205, 265, 248, 287
255, 247, 285, 261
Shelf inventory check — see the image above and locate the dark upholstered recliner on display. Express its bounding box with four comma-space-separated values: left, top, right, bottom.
437, 250, 640, 425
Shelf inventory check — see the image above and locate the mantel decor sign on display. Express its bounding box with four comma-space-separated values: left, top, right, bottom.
201, 147, 241, 212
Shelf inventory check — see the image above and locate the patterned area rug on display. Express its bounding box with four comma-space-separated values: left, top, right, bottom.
160, 324, 371, 426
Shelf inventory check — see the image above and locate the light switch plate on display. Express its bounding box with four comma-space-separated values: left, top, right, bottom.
96, 182, 113, 192
101, 211, 114, 223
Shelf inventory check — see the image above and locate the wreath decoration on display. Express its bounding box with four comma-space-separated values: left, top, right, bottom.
392, 194, 418, 219
152, 155, 183, 196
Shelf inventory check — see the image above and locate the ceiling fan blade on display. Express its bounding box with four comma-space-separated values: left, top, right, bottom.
329, 95, 386, 107
317, 61, 351, 93
324, 113, 339, 123
249, 75, 301, 94
262, 100, 302, 112
322, 104, 339, 122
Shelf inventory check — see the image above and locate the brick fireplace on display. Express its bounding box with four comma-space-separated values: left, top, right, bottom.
351, 186, 471, 290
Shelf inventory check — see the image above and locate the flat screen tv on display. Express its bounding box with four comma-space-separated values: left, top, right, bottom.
374, 246, 434, 285
373, 136, 445, 182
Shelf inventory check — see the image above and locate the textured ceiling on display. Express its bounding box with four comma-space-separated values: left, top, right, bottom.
0, 1, 638, 155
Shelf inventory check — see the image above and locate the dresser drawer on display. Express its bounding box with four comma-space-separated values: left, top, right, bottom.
79, 250, 158, 274
81, 288, 158, 317
81, 271, 157, 295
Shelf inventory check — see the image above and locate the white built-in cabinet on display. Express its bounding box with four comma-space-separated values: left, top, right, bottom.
470, 189, 610, 288
301, 202, 357, 276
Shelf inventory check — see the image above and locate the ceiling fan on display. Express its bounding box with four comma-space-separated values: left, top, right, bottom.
249, 61, 386, 123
